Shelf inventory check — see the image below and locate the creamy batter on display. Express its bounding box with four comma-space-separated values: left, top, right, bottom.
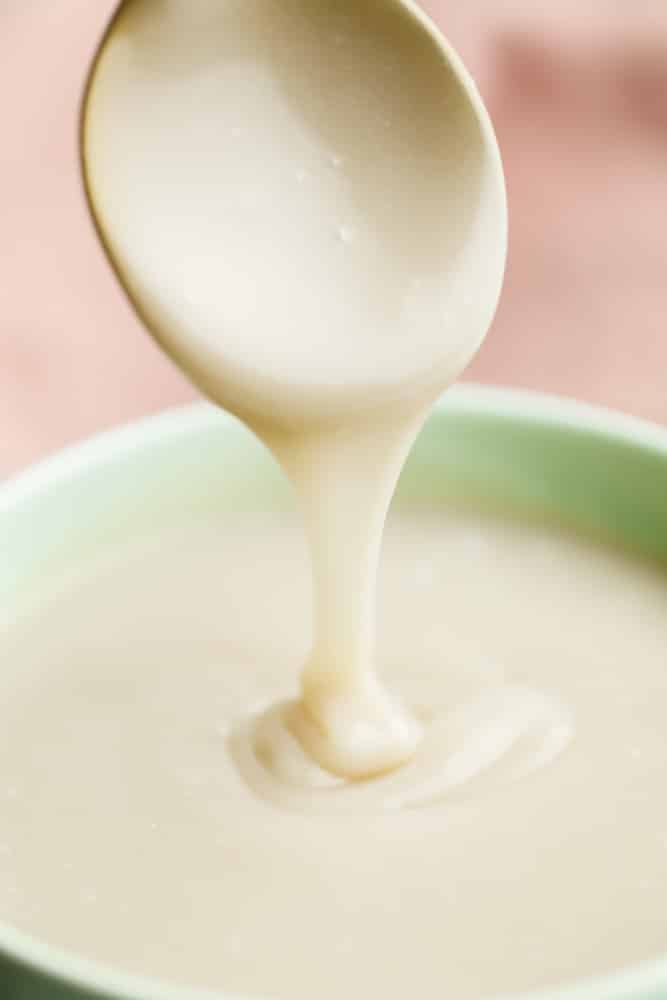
2, 508, 667, 998
82, 0, 506, 779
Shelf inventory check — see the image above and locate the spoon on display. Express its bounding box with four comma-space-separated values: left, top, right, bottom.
81, 0, 507, 781
81, 0, 506, 425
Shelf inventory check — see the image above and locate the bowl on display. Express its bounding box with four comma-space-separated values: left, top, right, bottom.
1, 384, 667, 1000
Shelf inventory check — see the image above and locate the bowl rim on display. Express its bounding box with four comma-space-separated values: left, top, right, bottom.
1, 382, 667, 1000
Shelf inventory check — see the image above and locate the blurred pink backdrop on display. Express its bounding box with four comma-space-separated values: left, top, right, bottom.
2, 2, 666, 477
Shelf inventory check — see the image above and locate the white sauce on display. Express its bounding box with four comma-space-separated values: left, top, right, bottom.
83, 0, 508, 779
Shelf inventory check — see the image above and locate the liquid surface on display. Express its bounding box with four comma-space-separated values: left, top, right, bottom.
2, 510, 667, 999
83, 0, 506, 778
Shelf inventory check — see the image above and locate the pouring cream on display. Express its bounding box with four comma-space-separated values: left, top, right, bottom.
81, 0, 517, 782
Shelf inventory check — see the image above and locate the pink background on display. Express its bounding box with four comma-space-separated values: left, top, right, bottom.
2, 2, 667, 477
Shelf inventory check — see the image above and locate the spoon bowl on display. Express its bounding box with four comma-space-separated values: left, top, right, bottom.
81, 0, 506, 427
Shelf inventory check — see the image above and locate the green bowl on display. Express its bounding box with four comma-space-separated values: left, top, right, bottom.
2, 385, 667, 1000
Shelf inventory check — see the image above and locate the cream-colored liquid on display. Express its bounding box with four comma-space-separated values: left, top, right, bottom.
72, 2, 645, 996
3, 509, 667, 998
83, 0, 506, 779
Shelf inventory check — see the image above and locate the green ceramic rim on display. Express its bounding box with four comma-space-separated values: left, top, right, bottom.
1, 384, 667, 1000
